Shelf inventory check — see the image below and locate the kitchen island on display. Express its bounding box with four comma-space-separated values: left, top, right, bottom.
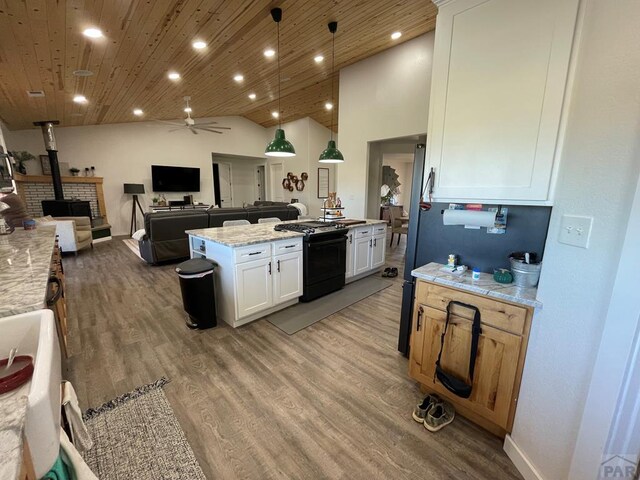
186, 219, 388, 328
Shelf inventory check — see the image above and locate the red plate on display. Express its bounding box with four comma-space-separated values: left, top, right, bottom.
0, 355, 34, 395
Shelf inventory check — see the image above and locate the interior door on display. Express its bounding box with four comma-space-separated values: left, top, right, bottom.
216, 162, 233, 207
269, 162, 284, 202
235, 258, 272, 319
273, 251, 303, 304
353, 236, 372, 276
370, 233, 386, 269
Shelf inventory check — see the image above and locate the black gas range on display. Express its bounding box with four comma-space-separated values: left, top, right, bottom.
274, 222, 348, 302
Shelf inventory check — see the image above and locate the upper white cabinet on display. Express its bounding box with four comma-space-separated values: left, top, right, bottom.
427, 0, 580, 203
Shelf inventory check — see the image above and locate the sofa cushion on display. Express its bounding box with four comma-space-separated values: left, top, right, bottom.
76, 230, 93, 243
145, 211, 209, 241
207, 208, 249, 227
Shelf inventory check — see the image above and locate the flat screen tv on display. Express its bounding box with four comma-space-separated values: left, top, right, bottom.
152, 165, 200, 192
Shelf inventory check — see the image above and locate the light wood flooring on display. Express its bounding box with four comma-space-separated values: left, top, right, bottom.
64, 233, 522, 480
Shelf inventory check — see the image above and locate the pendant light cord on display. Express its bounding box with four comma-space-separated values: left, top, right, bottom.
330, 29, 335, 141
277, 19, 282, 129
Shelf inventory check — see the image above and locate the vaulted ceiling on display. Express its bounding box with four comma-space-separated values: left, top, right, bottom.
0, 1, 437, 131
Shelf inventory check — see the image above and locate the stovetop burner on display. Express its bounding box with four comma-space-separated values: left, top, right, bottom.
274, 221, 347, 236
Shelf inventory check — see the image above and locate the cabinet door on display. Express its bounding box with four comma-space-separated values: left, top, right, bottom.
410, 305, 522, 430
353, 236, 371, 276
235, 258, 272, 319
273, 251, 303, 305
370, 233, 386, 269
345, 231, 355, 278
427, 0, 579, 202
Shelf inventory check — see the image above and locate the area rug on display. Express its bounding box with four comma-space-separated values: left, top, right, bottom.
82, 378, 206, 480
266, 275, 393, 334
122, 237, 144, 260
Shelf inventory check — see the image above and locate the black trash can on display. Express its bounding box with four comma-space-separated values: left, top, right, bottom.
176, 258, 217, 329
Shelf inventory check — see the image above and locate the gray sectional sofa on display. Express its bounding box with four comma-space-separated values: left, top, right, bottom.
138, 205, 299, 264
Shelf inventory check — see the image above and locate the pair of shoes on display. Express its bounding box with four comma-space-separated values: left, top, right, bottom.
412, 394, 455, 432
382, 267, 399, 278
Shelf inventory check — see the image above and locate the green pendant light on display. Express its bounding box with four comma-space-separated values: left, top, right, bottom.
265, 7, 296, 158
319, 21, 344, 163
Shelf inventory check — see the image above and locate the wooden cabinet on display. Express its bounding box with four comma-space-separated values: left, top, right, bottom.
409, 280, 532, 436
347, 224, 387, 281
49, 241, 68, 358
427, 0, 580, 203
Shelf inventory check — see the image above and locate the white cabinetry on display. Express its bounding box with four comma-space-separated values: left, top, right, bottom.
427, 0, 580, 203
346, 224, 387, 283
192, 236, 303, 328
235, 258, 273, 319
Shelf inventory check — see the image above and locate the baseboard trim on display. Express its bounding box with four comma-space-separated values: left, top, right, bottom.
504, 434, 544, 480
93, 236, 112, 244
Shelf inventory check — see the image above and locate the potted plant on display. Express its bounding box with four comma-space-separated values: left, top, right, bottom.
152, 196, 159, 205
10, 151, 36, 175
69, 167, 80, 177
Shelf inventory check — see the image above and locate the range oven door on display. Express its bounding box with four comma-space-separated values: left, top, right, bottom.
301, 234, 346, 302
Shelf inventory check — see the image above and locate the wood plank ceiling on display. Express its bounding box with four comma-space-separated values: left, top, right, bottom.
0, 1, 437, 132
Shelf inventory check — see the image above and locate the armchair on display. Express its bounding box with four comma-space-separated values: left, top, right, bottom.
41, 216, 93, 254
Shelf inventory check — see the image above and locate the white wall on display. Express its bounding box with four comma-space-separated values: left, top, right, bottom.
337, 33, 434, 218
5, 116, 269, 235
508, 1, 640, 478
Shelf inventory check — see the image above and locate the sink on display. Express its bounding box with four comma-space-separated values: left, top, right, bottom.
0, 309, 61, 478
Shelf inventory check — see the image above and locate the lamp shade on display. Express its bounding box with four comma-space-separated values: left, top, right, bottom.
318, 140, 344, 163
124, 183, 145, 194
265, 128, 296, 157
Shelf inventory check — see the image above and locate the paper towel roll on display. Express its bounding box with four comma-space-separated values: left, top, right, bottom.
442, 209, 497, 228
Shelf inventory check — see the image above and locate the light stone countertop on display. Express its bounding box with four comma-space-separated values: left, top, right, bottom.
0, 226, 58, 318
0, 384, 29, 480
187, 219, 386, 247
412, 262, 542, 309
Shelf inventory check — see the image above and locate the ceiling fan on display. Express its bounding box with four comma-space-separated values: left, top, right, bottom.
158, 96, 231, 135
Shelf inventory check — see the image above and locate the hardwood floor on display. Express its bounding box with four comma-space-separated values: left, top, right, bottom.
64, 235, 522, 480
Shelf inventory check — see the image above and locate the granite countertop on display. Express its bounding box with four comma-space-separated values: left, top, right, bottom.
0, 226, 58, 318
0, 384, 29, 480
187, 219, 386, 247
412, 262, 542, 309
187, 222, 306, 247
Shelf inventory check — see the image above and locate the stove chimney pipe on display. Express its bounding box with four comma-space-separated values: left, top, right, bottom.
33, 120, 64, 200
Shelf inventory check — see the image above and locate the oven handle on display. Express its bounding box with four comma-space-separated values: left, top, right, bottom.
308, 238, 346, 248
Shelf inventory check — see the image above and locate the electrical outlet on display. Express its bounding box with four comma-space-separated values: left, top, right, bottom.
559, 215, 593, 248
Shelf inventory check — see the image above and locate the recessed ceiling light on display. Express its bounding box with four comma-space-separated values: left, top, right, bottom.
264, 48, 275, 58
83, 28, 103, 38
168, 72, 180, 80
325, 102, 333, 110
272, 111, 279, 119
391, 31, 402, 40
248, 93, 257, 100
192, 40, 207, 50
73, 95, 87, 104
184, 107, 192, 113
314, 55, 324, 63
133, 108, 144, 116
233, 74, 244, 83
73, 69, 94, 77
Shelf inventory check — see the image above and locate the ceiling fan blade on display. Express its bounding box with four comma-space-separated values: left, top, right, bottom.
194, 121, 219, 126
168, 128, 184, 132
196, 127, 224, 134
197, 125, 231, 130
190, 128, 198, 135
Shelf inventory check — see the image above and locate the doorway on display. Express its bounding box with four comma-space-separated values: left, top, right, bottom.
212, 162, 233, 207
269, 162, 284, 202
366, 135, 426, 220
